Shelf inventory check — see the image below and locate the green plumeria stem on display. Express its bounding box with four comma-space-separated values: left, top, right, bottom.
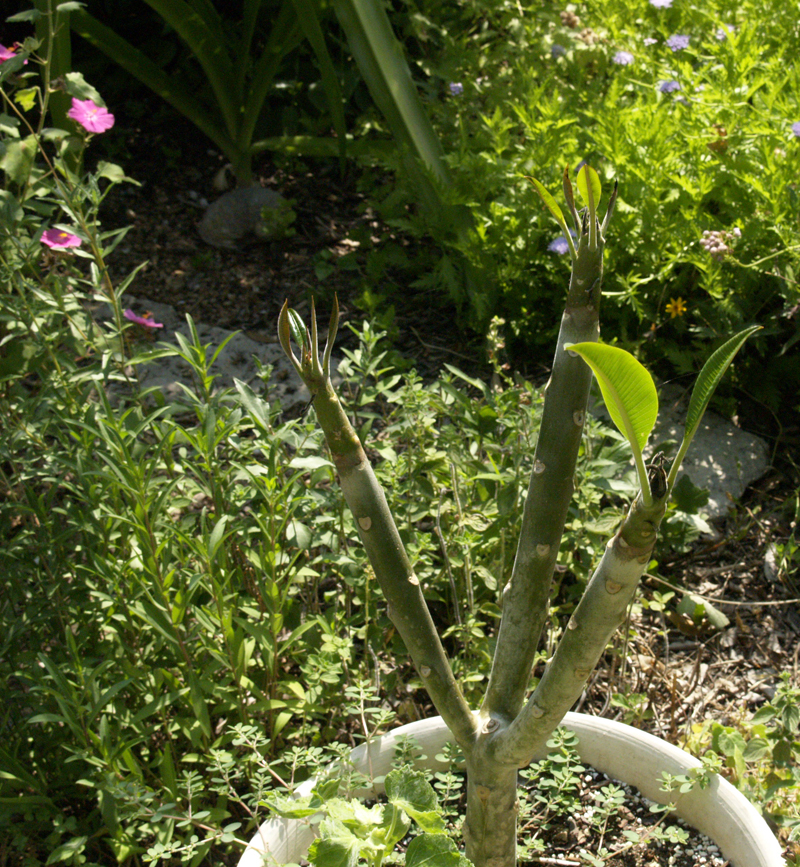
482, 177, 616, 725
489, 490, 668, 768
276, 299, 478, 749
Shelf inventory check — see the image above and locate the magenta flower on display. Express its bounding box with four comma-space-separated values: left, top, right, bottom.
124, 309, 164, 329
67, 98, 115, 133
41, 229, 82, 250
658, 80, 681, 93
666, 34, 690, 51
0, 43, 27, 64
612, 51, 634, 65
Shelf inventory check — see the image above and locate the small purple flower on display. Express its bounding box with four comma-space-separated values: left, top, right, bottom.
666, 34, 690, 51
449, 82, 463, 96
548, 237, 570, 254
612, 51, 634, 65
643, 37, 658, 46
791, 122, 800, 137
124, 309, 164, 329
658, 79, 681, 93
649, 0, 673, 7
547, 228, 577, 255
551, 44, 567, 58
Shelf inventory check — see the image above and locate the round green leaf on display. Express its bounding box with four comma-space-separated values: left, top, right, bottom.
567, 342, 658, 456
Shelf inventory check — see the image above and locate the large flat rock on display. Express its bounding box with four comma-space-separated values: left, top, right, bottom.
94, 297, 314, 411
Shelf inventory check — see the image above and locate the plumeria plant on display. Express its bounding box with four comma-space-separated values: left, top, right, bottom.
273, 164, 759, 866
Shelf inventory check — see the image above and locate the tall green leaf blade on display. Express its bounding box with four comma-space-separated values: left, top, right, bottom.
291, 0, 348, 164
141, 0, 238, 136
668, 325, 761, 487
685, 325, 761, 441
576, 164, 601, 208
70, 10, 238, 161
568, 342, 658, 455
332, 0, 451, 218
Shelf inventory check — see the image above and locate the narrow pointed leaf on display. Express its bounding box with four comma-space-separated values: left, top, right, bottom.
287, 308, 308, 352
568, 342, 658, 455
685, 326, 761, 443
529, 177, 565, 224
576, 164, 602, 209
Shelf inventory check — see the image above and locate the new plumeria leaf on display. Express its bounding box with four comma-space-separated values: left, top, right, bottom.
406, 834, 472, 867
385, 767, 444, 831
685, 325, 761, 449
576, 164, 602, 210
528, 177, 566, 225
567, 342, 658, 456
287, 308, 308, 352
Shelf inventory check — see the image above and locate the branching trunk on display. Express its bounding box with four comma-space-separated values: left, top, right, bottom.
269, 172, 757, 867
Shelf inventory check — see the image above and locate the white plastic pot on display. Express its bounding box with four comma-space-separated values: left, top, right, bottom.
237, 713, 785, 867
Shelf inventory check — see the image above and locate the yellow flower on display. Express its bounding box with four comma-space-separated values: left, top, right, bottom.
665, 297, 686, 318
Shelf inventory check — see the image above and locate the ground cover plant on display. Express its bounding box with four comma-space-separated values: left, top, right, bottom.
2, 4, 798, 867
1, 41, 702, 863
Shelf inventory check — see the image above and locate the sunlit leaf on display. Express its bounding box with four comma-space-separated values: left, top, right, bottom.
567, 342, 657, 456
684, 326, 761, 447
528, 177, 565, 225
576, 164, 602, 209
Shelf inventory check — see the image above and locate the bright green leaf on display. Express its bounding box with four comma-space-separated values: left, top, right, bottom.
576, 164, 601, 210
14, 88, 37, 112
567, 342, 657, 456
528, 177, 565, 225
385, 767, 445, 833
307, 818, 361, 867
406, 834, 472, 867
684, 326, 761, 450
63, 71, 103, 104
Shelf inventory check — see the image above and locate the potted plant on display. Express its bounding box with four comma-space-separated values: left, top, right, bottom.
240, 167, 783, 866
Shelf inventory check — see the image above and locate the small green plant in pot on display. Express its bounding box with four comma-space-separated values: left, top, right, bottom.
266, 165, 765, 866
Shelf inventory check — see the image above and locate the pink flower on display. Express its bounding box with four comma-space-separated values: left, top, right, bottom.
41, 228, 82, 250
0, 44, 27, 64
67, 98, 115, 133
124, 309, 164, 329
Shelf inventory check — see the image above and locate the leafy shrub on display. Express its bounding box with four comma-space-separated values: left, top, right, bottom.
354, 0, 800, 411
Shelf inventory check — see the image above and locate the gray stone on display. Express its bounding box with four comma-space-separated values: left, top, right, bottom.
198, 186, 289, 248
94, 297, 325, 412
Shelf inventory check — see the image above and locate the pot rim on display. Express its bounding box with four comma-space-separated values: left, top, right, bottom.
237, 712, 785, 867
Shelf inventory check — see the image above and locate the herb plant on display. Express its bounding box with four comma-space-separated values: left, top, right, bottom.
276, 164, 760, 866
